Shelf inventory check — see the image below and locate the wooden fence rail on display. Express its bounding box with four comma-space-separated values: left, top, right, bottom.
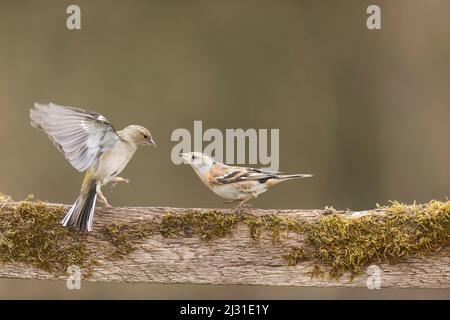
0, 198, 449, 288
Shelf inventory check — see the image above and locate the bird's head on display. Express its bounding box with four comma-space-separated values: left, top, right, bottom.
123, 125, 156, 147
181, 152, 215, 172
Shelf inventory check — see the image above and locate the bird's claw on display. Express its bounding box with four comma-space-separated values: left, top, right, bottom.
234, 204, 251, 214
98, 198, 112, 207
111, 178, 130, 189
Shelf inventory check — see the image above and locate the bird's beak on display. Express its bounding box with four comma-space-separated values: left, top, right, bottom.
147, 137, 157, 147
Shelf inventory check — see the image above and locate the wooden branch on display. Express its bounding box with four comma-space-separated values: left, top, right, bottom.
0, 201, 449, 288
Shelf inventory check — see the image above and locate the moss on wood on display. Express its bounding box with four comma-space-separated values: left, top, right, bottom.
0, 193, 93, 274
100, 221, 155, 258
160, 210, 241, 241
1, 192, 449, 278
300, 200, 450, 277
153, 201, 450, 277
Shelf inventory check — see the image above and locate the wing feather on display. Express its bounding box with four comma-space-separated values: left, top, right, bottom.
30, 102, 120, 172
215, 167, 279, 184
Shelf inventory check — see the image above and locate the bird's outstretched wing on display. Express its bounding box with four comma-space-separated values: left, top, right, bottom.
30, 102, 121, 172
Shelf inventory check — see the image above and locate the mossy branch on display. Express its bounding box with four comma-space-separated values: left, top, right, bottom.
0, 193, 449, 288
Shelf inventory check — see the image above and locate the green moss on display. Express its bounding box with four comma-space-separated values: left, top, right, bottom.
242, 214, 306, 242
0, 193, 12, 203
0, 194, 92, 274
160, 210, 240, 241
100, 221, 155, 258
295, 200, 450, 277
2, 192, 449, 279
158, 211, 305, 243
100, 210, 242, 257
283, 246, 309, 266
242, 215, 263, 241
155, 201, 450, 278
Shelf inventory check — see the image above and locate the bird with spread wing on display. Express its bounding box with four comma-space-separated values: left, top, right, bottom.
181, 152, 312, 209
30, 102, 156, 232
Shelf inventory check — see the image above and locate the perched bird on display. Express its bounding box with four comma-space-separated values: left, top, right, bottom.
30, 102, 156, 232
181, 152, 312, 208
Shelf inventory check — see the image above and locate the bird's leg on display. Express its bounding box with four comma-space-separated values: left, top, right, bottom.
225, 199, 240, 214
111, 177, 130, 188
234, 198, 252, 213
224, 199, 246, 213
96, 187, 111, 207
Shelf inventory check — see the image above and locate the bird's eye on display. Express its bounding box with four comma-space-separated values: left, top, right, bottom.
143, 135, 148, 139
191, 155, 195, 160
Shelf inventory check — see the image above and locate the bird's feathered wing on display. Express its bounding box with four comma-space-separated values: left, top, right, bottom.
215, 166, 312, 184
30, 102, 120, 172
215, 167, 279, 184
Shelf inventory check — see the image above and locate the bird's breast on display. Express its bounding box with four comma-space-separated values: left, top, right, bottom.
94, 141, 137, 182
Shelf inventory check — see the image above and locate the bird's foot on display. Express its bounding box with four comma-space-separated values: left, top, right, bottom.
98, 198, 112, 208
99, 198, 112, 208
111, 177, 130, 189
234, 203, 251, 214
97, 190, 112, 207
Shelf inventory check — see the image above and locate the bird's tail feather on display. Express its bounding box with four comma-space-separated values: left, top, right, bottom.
61, 181, 97, 232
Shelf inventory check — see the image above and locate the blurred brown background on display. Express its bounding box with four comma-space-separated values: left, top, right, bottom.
0, 0, 448, 299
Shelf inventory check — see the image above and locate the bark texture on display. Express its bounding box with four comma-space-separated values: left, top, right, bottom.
0, 204, 448, 288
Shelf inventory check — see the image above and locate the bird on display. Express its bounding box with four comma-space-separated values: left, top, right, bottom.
180, 152, 312, 208
30, 102, 156, 232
